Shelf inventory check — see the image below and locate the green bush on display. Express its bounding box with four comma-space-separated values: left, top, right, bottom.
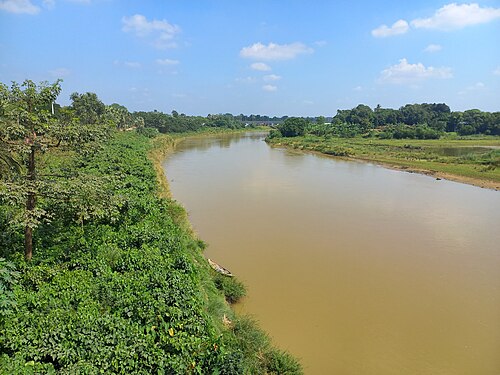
213, 273, 246, 303
136, 126, 159, 138
0, 131, 301, 374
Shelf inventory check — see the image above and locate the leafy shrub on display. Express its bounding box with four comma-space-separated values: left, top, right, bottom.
379, 124, 441, 139
266, 129, 282, 139
265, 348, 303, 375
0, 131, 302, 374
136, 126, 159, 138
0, 257, 20, 318
213, 273, 246, 303
278, 118, 308, 137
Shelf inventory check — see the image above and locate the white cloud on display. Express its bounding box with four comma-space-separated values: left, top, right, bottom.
372, 19, 409, 37
0, 0, 40, 14
262, 84, 277, 92
240, 42, 313, 61
353, 86, 363, 91
458, 81, 486, 95
494, 66, 500, 76
235, 76, 256, 83
314, 40, 327, 47
263, 74, 281, 81
42, 0, 55, 9
250, 62, 271, 71
411, 3, 500, 31
424, 44, 442, 53
122, 14, 180, 49
124, 61, 141, 68
156, 58, 179, 65
379, 58, 452, 84
49, 67, 70, 77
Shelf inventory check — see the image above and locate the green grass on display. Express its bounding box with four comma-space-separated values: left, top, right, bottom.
268, 134, 500, 186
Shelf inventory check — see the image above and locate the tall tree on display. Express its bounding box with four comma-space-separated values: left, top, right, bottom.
70, 92, 105, 125
0, 80, 110, 260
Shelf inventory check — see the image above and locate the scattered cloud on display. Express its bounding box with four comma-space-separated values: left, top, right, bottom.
302, 100, 314, 105
353, 86, 363, 91
458, 81, 486, 95
424, 44, 442, 53
122, 14, 181, 49
379, 58, 452, 84
124, 61, 141, 68
411, 3, 500, 31
262, 84, 277, 92
314, 40, 328, 47
49, 67, 71, 77
372, 19, 409, 37
172, 93, 187, 98
42, 0, 55, 9
250, 62, 271, 71
156, 58, 179, 65
114, 60, 141, 68
494, 66, 500, 76
0, 0, 40, 14
235, 76, 256, 84
240, 42, 313, 61
263, 74, 281, 82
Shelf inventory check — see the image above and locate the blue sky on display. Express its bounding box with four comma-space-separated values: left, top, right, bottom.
1, 0, 499, 116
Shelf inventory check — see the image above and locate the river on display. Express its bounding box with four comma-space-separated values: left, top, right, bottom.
163, 132, 500, 374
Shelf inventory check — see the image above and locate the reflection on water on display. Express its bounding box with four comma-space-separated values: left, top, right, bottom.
163, 133, 500, 375
432, 146, 495, 156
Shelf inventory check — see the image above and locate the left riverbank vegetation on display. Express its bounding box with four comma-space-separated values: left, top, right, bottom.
0, 79, 302, 374
266, 104, 500, 188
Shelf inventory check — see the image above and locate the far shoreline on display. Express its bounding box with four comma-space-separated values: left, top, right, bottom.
268, 142, 500, 191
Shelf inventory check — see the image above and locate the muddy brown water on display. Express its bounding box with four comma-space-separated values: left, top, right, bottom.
163, 132, 500, 374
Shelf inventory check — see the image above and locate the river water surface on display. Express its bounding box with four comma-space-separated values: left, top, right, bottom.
163, 132, 500, 375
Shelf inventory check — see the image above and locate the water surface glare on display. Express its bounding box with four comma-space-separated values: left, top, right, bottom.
163, 132, 500, 375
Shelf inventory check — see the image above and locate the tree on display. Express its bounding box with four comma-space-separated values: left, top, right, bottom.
0, 80, 111, 260
278, 117, 308, 137
346, 104, 374, 131
70, 92, 105, 125
105, 103, 133, 129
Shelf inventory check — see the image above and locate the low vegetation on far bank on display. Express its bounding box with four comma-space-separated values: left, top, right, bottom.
267, 116, 500, 189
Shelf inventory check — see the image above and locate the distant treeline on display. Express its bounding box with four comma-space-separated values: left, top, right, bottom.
132, 111, 245, 133
55, 96, 499, 138
132, 103, 498, 138
265, 104, 499, 140
330, 104, 499, 136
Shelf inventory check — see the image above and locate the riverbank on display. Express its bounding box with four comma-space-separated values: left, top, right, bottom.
266, 135, 500, 190
0, 129, 300, 374
149, 128, 303, 374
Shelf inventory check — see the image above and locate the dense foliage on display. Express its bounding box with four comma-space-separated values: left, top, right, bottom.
0, 130, 302, 374
133, 111, 245, 134
0, 80, 301, 373
326, 103, 500, 137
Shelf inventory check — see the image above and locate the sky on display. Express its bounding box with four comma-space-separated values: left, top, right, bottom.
1, 0, 500, 116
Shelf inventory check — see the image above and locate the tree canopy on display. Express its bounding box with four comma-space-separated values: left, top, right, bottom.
0, 80, 112, 260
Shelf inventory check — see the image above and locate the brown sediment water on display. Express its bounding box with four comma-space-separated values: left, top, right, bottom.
163, 132, 500, 375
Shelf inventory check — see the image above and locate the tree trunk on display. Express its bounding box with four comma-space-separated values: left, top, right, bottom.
25, 146, 36, 261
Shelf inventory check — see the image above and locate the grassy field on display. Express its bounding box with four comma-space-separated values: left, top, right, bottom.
267, 134, 500, 189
